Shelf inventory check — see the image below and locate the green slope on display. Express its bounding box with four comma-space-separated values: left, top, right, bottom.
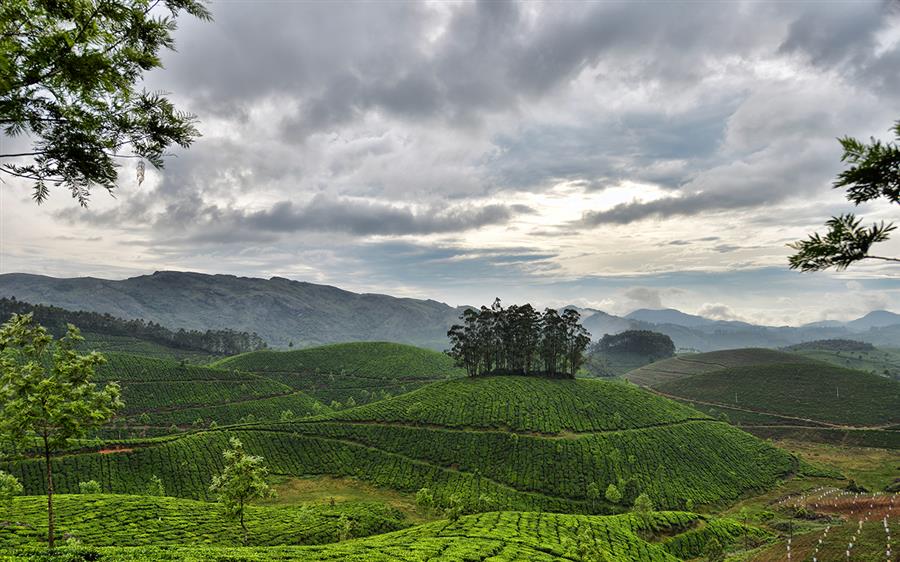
790, 346, 900, 380
3, 377, 799, 513
97, 353, 326, 430
213, 342, 465, 406
2, 510, 770, 562
0, 495, 406, 548
655, 362, 900, 427
624, 348, 813, 388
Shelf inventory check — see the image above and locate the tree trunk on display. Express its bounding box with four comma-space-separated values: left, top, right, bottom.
240, 498, 247, 545
42, 433, 54, 549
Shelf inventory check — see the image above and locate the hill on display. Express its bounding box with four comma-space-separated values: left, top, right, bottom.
5, 270, 900, 352
0, 297, 266, 360
213, 342, 465, 407
625, 348, 900, 432
1, 495, 406, 548
96, 353, 326, 432
3, 377, 800, 514
624, 348, 805, 387
0, 271, 463, 349
786, 344, 900, 381
2, 510, 767, 562
654, 363, 900, 427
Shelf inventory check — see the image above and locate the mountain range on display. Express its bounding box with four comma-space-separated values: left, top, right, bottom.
1, 271, 898, 350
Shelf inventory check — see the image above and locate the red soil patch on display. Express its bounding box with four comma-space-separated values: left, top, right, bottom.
98, 447, 133, 454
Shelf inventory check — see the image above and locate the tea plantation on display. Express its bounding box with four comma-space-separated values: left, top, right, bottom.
1, 510, 768, 561
95, 353, 326, 430
655, 362, 900, 427
212, 342, 465, 406
2, 377, 799, 514
1, 495, 407, 548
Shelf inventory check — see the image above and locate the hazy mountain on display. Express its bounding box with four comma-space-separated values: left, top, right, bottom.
846, 310, 900, 332
625, 308, 715, 328
2, 271, 898, 352
0, 271, 463, 349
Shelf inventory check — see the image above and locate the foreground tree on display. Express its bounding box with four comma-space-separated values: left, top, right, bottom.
209, 437, 276, 545
0, 470, 23, 519
0, 313, 122, 547
0, 0, 211, 205
789, 120, 900, 271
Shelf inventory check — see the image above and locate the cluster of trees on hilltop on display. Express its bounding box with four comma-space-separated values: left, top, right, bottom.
446, 299, 591, 378
0, 298, 267, 356
596, 330, 676, 359
784, 339, 876, 352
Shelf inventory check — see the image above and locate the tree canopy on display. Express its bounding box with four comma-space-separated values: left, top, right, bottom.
209, 437, 276, 545
446, 299, 591, 378
789, 120, 900, 271
0, 313, 122, 547
0, 0, 210, 205
596, 330, 675, 359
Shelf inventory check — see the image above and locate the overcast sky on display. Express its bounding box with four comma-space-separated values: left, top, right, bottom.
3, 0, 900, 325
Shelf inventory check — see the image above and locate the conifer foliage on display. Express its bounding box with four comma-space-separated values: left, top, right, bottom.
446, 299, 591, 378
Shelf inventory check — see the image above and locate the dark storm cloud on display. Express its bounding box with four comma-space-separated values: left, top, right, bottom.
238, 197, 522, 236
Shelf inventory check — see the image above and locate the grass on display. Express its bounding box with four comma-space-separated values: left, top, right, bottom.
769, 439, 900, 491
0, 510, 771, 562
0, 494, 408, 548
262, 475, 433, 523
211, 342, 465, 406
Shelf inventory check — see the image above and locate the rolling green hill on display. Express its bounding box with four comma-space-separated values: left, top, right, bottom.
789, 346, 900, 381
3, 377, 799, 514
1, 495, 407, 548
97, 353, 326, 431
654, 362, 900, 427
624, 348, 811, 388
1, 510, 769, 562
213, 342, 465, 406
623, 348, 900, 451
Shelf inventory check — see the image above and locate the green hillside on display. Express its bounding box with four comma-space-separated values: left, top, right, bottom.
790, 346, 900, 381
3, 377, 799, 514
213, 342, 465, 406
624, 348, 811, 387
654, 362, 900, 427
2, 510, 769, 562
1, 495, 407, 548
97, 353, 326, 431
81, 332, 217, 363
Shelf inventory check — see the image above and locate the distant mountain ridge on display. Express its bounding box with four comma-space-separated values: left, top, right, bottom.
0, 271, 464, 349
0, 271, 897, 351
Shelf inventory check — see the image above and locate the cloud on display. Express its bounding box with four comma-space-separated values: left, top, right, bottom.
623, 287, 663, 309
697, 303, 745, 322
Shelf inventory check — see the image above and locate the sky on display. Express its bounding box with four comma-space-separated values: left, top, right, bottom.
2, 0, 900, 326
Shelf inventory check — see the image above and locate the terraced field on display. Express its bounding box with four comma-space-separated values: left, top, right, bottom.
625, 349, 900, 432
790, 346, 900, 380
0, 495, 407, 548
3, 377, 800, 514
96, 353, 326, 430
624, 348, 810, 388
1, 510, 769, 562
213, 342, 465, 406
655, 363, 900, 427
